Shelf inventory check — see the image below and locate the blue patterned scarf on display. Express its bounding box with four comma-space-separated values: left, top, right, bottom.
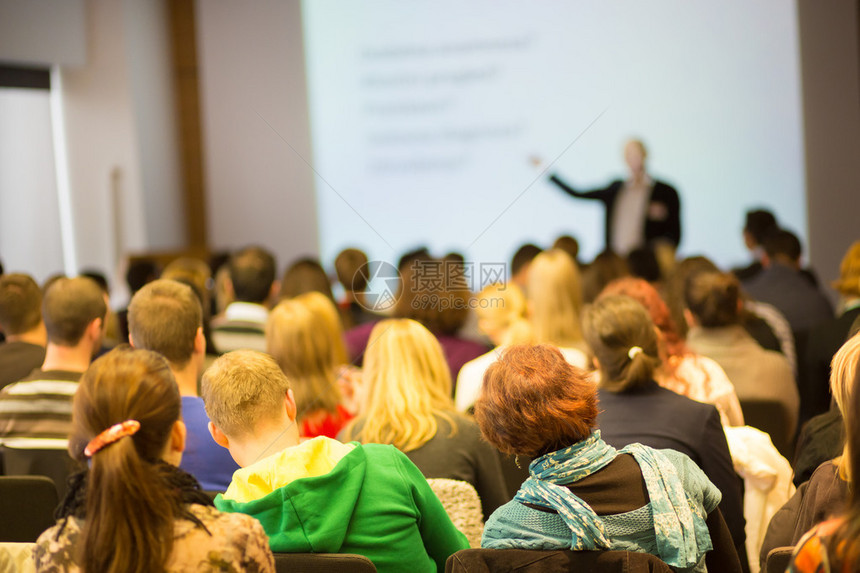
513, 430, 712, 569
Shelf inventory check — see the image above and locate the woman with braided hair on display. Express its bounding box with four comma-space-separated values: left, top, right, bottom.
34, 345, 274, 573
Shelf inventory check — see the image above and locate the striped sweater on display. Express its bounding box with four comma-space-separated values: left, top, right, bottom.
0, 369, 82, 449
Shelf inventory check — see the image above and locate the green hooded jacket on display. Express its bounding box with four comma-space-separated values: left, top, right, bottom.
215, 439, 470, 573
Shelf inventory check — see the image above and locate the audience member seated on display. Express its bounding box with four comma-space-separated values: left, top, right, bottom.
627, 246, 662, 284
346, 254, 488, 380
334, 247, 380, 327
760, 333, 860, 568
35, 346, 274, 571
732, 209, 778, 283
600, 277, 744, 426
455, 283, 534, 413
128, 279, 239, 491
296, 291, 363, 415
526, 249, 591, 362
278, 256, 337, 303
684, 271, 799, 438
666, 257, 794, 367
211, 246, 277, 353
803, 241, 860, 424
787, 338, 860, 572
266, 297, 354, 439
0, 274, 46, 390
344, 253, 488, 380
510, 243, 542, 292
552, 234, 580, 266
0, 277, 105, 452
581, 250, 630, 304
79, 269, 120, 354
115, 259, 159, 344
475, 344, 741, 572
201, 350, 470, 572
583, 295, 748, 566
744, 229, 832, 369
341, 319, 508, 520
161, 256, 219, 360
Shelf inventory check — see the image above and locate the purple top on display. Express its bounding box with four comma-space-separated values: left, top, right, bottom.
344, 321, 488, 389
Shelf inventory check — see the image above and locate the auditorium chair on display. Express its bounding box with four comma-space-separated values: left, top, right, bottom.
0, 475, 59, 542
273, 552, 377, 573
445, 548, 673, 573
738, 399, 795, 459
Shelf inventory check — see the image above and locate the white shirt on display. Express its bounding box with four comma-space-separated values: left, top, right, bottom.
610, 176, 652, 255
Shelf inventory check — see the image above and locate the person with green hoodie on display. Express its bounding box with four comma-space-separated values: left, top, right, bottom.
201, 349, 470, 573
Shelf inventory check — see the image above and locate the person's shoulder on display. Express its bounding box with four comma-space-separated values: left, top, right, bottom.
808, 459, 843, 486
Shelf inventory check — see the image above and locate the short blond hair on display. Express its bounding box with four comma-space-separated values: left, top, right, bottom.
201, 350, 291, 438
344, 319, 455, 452
527, 249, 584, 348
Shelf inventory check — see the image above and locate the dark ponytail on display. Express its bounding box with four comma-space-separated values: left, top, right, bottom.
582, 295, 660, 393
71, 346, 184, 573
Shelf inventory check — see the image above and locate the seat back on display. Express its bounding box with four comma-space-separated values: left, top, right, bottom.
273, 552, 377, 573
1, 446, 82, 499
739, 399, 794, 458
445, 548, 673, 573
0, 475, 59, 542
426, 478, 484, 548
765, 546, 794, 573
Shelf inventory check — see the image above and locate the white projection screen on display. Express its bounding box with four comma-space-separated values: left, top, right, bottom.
302, 1, 806, 277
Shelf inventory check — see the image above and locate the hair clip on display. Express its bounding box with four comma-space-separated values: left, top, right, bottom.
84, 420, 141, 457
628, 346, 643, 360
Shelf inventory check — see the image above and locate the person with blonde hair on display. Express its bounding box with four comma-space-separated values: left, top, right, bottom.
762, 332, 860, 567
787, 332, 860, 572
202, 349, 469, 572
266, 297, 353, 438
295, 290, 363, 415
526, 249, 590, 364
342, 319, 508, 520
455, 283, 534, 412
35, 346, 274, 572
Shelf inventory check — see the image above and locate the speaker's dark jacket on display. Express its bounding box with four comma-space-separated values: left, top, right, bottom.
549, 174, 681, 249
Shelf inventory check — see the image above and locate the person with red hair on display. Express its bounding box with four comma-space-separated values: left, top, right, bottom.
600, 277, 744, 426
475, 344, 741, 571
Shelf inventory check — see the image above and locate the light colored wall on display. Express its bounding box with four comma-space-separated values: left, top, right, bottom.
195, 0, 319, 271
0, 0, 185, 291
0, 0, 86, 67
123, 0, 185, 252
0, 89, 64, 282
59, 0, 148, 272
798, 0, 860, 301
